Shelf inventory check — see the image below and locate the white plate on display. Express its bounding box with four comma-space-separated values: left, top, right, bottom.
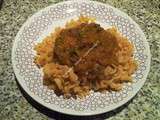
12, 0, 151, 116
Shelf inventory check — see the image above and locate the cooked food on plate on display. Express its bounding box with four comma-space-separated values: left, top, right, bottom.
34, 16, 137, 98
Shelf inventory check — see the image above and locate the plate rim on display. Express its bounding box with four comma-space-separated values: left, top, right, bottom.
12, 0, 151, 116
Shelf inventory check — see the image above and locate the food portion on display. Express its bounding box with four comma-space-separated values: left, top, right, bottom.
34, 16, 137, 98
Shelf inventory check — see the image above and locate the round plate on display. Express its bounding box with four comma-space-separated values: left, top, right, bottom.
12, 0, 151, 116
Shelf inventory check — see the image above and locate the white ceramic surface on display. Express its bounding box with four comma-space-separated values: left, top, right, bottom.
12, 0, 151, 116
